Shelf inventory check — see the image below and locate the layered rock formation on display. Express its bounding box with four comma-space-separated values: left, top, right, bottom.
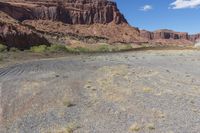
140, 29, 200, 45
0, 0, 127, 24
0, 0, 141, 48
0, 0, 199, 49
0, 11, 49, 49
190, 34, 200, 42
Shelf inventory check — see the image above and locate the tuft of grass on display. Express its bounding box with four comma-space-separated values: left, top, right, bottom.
129, 123, 141, 132
48, 44, 68, 52
62, 97, 75, 107
97, 45, 110, 52
47, 123, 79, 133
0, 44, 7, 52
30, 45, 48, 53
147, 123, 155, 130
143, 87, 153, 93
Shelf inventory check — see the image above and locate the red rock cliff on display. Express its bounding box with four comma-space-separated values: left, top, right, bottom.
0, 0, 127, 24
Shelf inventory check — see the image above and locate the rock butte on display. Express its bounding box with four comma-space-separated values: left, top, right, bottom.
0, 0, 199, 49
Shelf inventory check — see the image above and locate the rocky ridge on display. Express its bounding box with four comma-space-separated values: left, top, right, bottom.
0, 0, 199, 49
0, 0, 127, 24
0, 0, 141, 48
140, 29, 200, 45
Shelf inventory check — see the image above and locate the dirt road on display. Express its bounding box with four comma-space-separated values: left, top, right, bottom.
1, 50, 200, 133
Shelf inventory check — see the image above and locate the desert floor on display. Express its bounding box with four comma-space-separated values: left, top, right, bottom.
0, 50, 200, 133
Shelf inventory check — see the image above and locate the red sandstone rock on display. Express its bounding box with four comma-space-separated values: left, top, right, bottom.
0, 0, 127, 24
189, 34, 200, 42
0, 11, 49, 49
0, 0, 199, 48
140, 29, 200, 45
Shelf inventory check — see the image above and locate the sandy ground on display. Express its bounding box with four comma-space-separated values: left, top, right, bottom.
0, 50, 200, 133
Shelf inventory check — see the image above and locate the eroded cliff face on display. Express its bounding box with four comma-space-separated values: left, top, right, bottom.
140, 30, 190, 40
0, 0, 127, 24
0, 0, 142, 48
190, 34, 200, 42
0, 11, 49, 49
140, 29, 200, 45
0, 0, 199, 48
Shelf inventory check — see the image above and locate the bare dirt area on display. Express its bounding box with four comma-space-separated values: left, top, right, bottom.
1, 50, 200, 133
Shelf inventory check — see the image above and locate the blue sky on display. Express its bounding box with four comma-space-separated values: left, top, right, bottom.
115, 0, 200, 34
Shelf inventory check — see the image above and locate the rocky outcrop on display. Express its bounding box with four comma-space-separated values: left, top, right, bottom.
140, 29, 200, 45
0, 0, 198, 47
0, 0, 127, 24
140, 29, 190, 40
189, 34, 200, 42
0, 0, 142, 47
153, 30, 189, 40
23, 20, 141, 43
140, 30, 154, 40
0, 11, 49, 50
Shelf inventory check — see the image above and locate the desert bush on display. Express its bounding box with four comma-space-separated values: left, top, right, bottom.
97, 45, 110, 52
30, 45, 48, 53
65, 46, 78, 53
48, 44, 67, 52
0, 44, 7, 52
118, 44, 133, 51
65, 46, 90, 53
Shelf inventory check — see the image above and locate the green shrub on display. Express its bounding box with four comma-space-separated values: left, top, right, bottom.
97, 45, 110, 52
111, 46, 120, 52
30, 45, 48, 53
119, 44, 133, 51
65, 46, 78, 53
65, 46, 90, 53
48, 44, 67, 52
0, 44, 7, 52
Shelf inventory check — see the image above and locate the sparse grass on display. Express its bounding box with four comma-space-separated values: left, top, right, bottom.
147, 123, 155, 130
0, 44, 7, 52
62, 97, 75, 107
96, 45, 111, 52
29, 44, 138, 53
30, 45, 48, 53
42, 122, 79, 133
129, 123, 141, 132
48, 44, 68, 52
143, 87, 153, 93
63, 100, 74, 107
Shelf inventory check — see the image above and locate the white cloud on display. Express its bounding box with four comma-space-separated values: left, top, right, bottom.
140, 5, 153, 11
170, 0, 200, 9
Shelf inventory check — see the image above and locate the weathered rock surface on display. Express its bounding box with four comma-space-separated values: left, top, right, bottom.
0, 0, 127, 24
23, 20, 141, 43
0, 0, 199, 48
140, 29, 200, 45
0, 11, 49, 49
0, 0, 141, 46
189, 33, 200, 42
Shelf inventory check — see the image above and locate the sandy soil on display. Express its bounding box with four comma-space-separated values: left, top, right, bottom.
0, 50, 200, 133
